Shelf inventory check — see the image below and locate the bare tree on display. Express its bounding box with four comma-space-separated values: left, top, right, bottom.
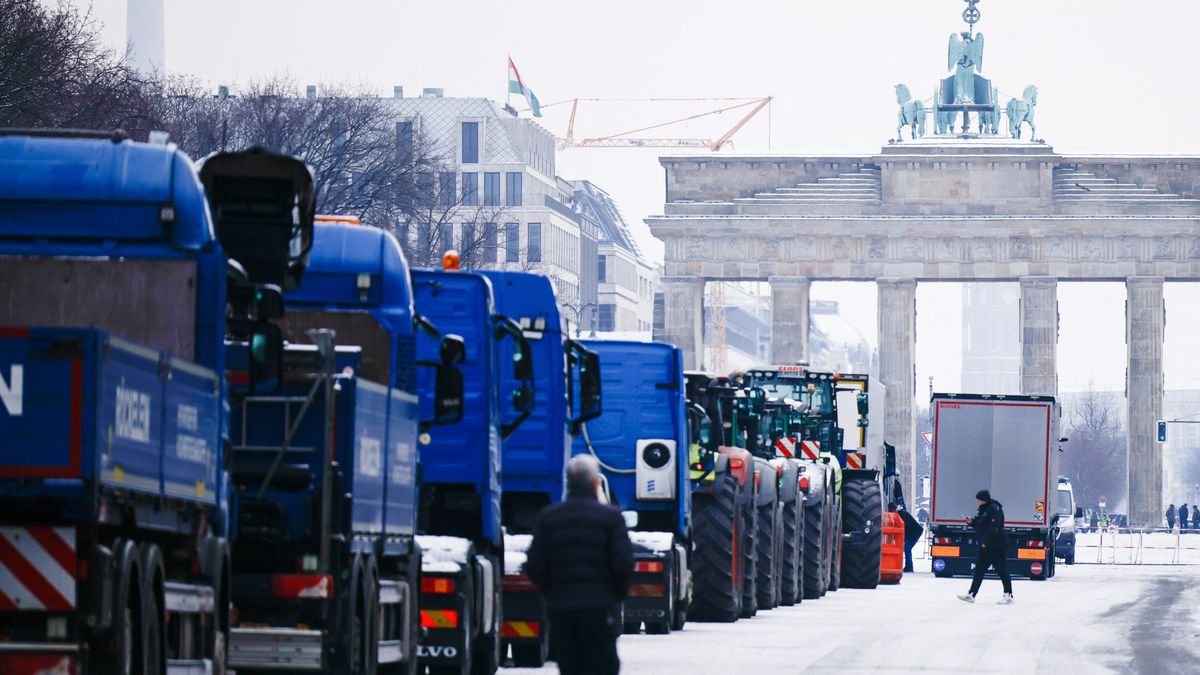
0, 0, 155, 132
1061, 384, 1128, 513
388, 168, 508, 270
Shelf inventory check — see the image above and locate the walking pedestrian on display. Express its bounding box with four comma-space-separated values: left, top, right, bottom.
957, 489, 1013, 605
1192, 505, 1199, 533
1166, 504, 1177, 530
1089, 509, 1099, 533
895, 502, 923, 573
526, 455, 633, 675
1180, 503, 1190, 531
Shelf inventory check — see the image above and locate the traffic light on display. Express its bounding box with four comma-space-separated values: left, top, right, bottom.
1157, 420, 1167, 443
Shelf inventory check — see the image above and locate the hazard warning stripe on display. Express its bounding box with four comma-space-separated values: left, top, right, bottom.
420, 610, 458, 629
845, 453, 865, 469
0, 526, 76, 611
628, 584, 665, 598
775, 438, 795, 458
501, 621, 540, 638
801, 441, 821, 460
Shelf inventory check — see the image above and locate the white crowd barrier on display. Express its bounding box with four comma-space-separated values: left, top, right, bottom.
908, 528, 1200, 564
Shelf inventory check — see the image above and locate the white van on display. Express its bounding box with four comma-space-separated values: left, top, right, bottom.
1055, 477, 1081, 565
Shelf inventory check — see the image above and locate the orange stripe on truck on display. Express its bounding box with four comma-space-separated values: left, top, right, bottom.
628, 584, 665, 598
420, 610, 459, 629
501, 621, 540, 638
930, 545, 960, 557
1017, 548, 1046, 560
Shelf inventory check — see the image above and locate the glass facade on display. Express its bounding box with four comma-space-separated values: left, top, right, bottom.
527, 222, 541, 262
505, 222, 520, 262
462, 173, 479, 206
484, 172, 500, 206
461, 122, 479, 163
506, 172, 523, 206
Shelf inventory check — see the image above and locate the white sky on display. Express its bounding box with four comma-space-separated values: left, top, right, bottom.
83, 0, 1200, 396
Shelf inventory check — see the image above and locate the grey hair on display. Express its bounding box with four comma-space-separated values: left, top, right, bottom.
566, 455, 601, 497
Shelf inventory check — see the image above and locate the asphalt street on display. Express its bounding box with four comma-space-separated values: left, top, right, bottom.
508, 562, 1200, 674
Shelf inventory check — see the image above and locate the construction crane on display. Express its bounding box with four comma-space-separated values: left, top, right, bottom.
519, 96, 773, 151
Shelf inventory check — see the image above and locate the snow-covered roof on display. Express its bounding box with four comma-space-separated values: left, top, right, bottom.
570, 180, 642, 257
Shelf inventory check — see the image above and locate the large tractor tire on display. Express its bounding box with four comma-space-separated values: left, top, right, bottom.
779, 496, 803, 606
754, 502, 781, 611
802, 500, 826, 600
739, 497, 758, 618
839, 477, 883, 589
827, 499, 842, 592
690, 475, 742, 622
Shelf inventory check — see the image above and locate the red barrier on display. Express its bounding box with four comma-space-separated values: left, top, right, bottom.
881, 511, 905, 583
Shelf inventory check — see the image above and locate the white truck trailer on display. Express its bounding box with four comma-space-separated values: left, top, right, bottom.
928, 393, 1063, 580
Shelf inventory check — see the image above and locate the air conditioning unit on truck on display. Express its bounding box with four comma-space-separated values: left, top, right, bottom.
412, 266, 537, 675
0, 131, 276, 675
223, 215, 466, 674
743, 368, 885, 594
479, 270, 602, 668
928, 393, 1062, 580
571, 341, 692, 634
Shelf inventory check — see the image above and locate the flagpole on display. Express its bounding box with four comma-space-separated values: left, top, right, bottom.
505, 54, 512, 112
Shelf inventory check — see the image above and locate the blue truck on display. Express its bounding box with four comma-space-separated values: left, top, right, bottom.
411, 266, 536, 675
478, 270, 601, 668
224, 216, 464, 673
571, 340, 691, 635
0, 131, 251, 674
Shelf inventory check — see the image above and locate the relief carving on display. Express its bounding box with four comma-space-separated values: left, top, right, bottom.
938, 238, 961, 262
1153, 237, 1176, 260
1080, 238, 1104, 261
972, 239, 995, 261
1010, 236, 1032, 260
1188, 238, 1200, 261
868, 238, 886, 260
1046, 236, 1070, 260
1119, 236, 1139, 260
686, 235, 711, 259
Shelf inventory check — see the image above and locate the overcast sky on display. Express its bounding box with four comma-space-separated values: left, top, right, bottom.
82, 0, 1200, 397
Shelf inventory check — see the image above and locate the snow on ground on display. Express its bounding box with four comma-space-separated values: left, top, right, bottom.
507, 561, 1200, 674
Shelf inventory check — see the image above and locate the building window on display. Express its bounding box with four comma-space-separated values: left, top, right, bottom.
461, 222, 475, 253
438, 172, 456, 207
597, 255, 606, 282
505, 222, 520, 262
462, 173, 478, 206
417, 172, 434, 205
440, 223, 454, 253
483, 223, 498, 263
598, 304, 615, 332
527, 222, 541, 262
461, 122, 479, 163
505, 172, 523, 206
484, 172, 500, 206
396, 121, 413, 161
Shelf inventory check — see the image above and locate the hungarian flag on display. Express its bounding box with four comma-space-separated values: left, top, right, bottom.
507, 56, 542, 117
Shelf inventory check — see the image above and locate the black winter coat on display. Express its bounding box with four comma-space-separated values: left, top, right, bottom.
899, 508, 923, 541
969, 499, 1008, 550
525, 494, 634, 613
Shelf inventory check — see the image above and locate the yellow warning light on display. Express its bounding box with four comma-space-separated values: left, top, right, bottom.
443, 250, 461, 271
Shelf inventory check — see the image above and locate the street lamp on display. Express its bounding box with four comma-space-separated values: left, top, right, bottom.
563, 302, 598, 338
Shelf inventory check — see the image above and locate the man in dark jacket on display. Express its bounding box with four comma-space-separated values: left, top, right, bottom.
1167, 504, 1176, 530
895, 503, 923, 573
526, 455, 633, 675
957, 489, 1014, 604
1192, 505, 1200, 533
1180, 503, 1190, 531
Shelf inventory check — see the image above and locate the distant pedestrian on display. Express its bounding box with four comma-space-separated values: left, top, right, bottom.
526, 455, 633, 675
1167, 504, 1177, 530
957, 489, 1013, 605
1180, 504, 1190, 531
1192, 505, 1199, 533
1089, 510, 1099, 533
896, 502, 923, 573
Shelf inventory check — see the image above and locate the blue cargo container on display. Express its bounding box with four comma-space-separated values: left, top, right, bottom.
411, 268, 535, 674
0, 132, 231, 674
572, 340, 691, 634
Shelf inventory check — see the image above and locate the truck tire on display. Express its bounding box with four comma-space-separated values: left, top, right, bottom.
754, 501, 780, 610
839, 477, 883, 589
739, 498, 758, 618
779, 496, 803, 606
826, 498, 841, 592
139, 544, 165, 675
689, 475, 741, 622
802, 501, 826, 599
470, 555, 501, 675
645, 560, 674, 634
511, 642, 548, 668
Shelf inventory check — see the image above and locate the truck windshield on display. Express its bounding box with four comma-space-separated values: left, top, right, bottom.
755, 378, 833, 415
1057, 488, 1073, 515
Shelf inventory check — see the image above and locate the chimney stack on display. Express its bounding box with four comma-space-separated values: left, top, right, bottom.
306, 85, 317, 100
217, 85, 229, 100
393, 86, 404, 98
422, 88, 444, 98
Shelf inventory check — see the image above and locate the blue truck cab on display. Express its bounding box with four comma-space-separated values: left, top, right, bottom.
478, 270, 601, 667
411, 267, 536, 674
0, 131, 230, 674
224, 218, 463, 672
572, 340, 691, 634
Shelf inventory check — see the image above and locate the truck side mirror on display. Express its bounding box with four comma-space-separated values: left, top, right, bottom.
512, 337, 534, 382
512, 382, 535, 414
856, 392, 868, 416
439, 334, 465, 365
434, 364, 464, 425
567, 340, 602, 433
249, 323, 284, 391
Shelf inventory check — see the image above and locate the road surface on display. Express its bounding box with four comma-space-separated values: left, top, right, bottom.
508, 562, 1200, 674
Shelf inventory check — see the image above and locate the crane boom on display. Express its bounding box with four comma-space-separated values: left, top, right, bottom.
547, 96, 772, 151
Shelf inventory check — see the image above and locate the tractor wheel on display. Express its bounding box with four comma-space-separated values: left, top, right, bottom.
739, 497, 758, 618
754, 502, 780, 611
839, 477, 883, 589
779, 496, 802, 606
828, 504, 842, 592
689, 474, 741, 622
802, 500, 826, 599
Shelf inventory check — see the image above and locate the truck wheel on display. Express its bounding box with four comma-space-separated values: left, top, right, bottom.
645, 560, 674, 634
802, 501, 825, 599
671, 600, 687, 631
142, 577, 164, 675
689, 474, 741, 622
739, 498, 758, 618
826, 498, 841, 592
779, 496, 802, 606
623, 621, 641, 634
839, 477, 883, 589
470, 556, 500, 675
754, 502, 780, 610
511, 642, 548, 668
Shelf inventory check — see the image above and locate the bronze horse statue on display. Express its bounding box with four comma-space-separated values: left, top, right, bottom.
1006, 85, 1038, 139
895, 84, 925, 141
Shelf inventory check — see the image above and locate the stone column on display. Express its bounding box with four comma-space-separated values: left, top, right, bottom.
1126, 276, 1165, 527
769, 276, 811, 365
660, 275, 705, 370
1019, 276, 1058, 396
877, 278, 917, 501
